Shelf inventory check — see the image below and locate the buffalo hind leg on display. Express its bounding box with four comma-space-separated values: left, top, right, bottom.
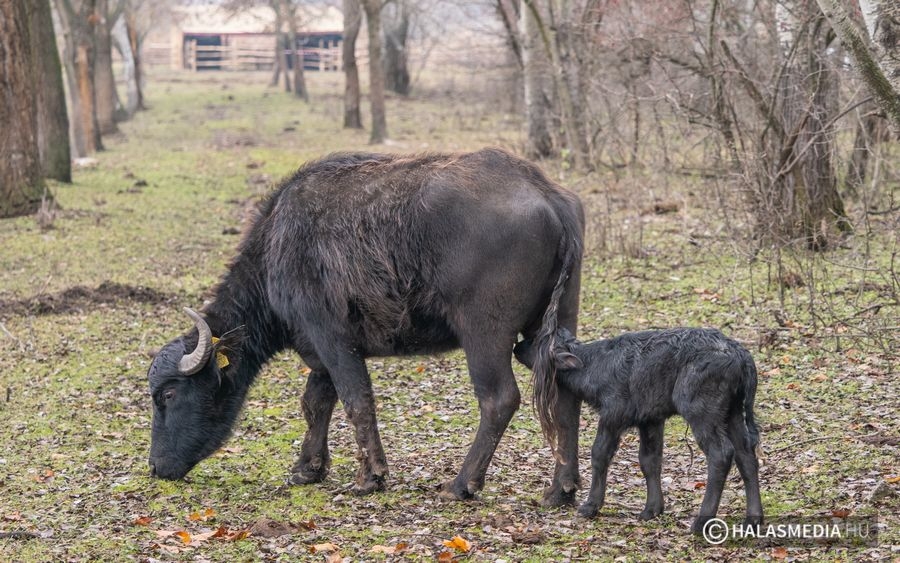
440, 336, 520, 500
638, 421, 665, 520
290, 368, 337, 485
578, 424, 622, 518
727, 410, 763, 526
689, 420, 734, 534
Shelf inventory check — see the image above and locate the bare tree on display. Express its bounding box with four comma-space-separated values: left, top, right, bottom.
93, 0, 121, 134
283, 0, 309, 101
517, 0, 553, 158
382, 0, 410, 95
343, 0, 363, 128
1, 0, 45, 218
361, 0, 388, 143
816, 0, 900, 132
55, 0, 104, 157
30, 0, 71, 183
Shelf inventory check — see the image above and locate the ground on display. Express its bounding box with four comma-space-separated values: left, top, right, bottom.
0, 71, 897, 562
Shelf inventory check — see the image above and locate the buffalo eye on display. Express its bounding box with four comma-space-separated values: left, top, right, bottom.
164, 389, 176, 402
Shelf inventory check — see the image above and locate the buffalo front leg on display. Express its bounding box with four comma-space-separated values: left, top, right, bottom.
326, 351, 389, 495
289, 369, 337, 485
541, 384, 582, 507
440, 338, 520, 500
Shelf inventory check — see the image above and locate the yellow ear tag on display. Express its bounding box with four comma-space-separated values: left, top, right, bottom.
211, 337, 230, 369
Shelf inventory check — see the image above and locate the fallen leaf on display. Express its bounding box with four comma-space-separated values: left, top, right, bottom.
442, 535, 472, 552
370, 542, 409, 554
772, 546, 788, 559
309, 542, 339, 553
885, 475, 900, 484
175, 531, 191, 545
831, 509, 851, 518
416, 365, 425, 373
693, 481, 706, 490
297, 519, 316, 530
325, 553, 343, 563
786, 383, 799, 390
3, 511, 22, 522
133, 516, 153, 526
229, 529, 250, 542
437, 551, 454, 562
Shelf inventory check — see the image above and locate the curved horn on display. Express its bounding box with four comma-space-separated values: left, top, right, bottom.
178, 307, 213, 375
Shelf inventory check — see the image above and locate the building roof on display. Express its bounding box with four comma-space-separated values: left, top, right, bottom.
173, 4, 342, 35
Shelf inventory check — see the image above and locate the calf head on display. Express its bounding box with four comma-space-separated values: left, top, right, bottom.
147, 308, 245, 479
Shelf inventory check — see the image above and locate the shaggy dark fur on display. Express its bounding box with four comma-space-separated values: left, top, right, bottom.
517, 327, 763, 533
147, 148, 585, 503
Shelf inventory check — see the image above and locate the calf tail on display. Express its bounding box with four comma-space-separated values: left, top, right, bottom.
531, 219, 581, 457
741, 351, 760, 450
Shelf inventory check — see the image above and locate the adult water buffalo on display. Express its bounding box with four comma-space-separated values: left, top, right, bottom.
147, 148, 584, 504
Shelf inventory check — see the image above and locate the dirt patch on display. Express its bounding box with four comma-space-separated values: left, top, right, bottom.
210, 129, 259, 149
0, 281, 181, 317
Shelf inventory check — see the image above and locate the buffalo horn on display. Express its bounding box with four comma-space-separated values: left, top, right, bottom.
178, 307, 213, 375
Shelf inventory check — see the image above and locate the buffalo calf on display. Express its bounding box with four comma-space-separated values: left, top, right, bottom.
520, 327, 763, 533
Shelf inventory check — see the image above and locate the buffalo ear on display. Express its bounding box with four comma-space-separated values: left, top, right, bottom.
554, 351, 583, 370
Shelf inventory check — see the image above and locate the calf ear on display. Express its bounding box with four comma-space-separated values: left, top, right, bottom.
554, 351, 583, 370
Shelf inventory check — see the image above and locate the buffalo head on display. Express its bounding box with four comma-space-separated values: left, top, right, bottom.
147, 308, 245, 479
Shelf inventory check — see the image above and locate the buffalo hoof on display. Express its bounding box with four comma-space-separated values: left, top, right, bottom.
350, 475, 386, 496
743, 514, 763, 527
639, 505, 663, 521
541, 483, 578, 508
577, 502, 599, 519
691, 516, 712, 536
438, 479, 475, 501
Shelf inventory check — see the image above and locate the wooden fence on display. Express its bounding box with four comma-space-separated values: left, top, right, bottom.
183, 42, 341, 72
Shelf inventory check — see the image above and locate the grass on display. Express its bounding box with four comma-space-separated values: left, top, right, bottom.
0, 70, 898, 562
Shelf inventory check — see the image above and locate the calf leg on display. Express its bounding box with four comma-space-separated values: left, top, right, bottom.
727, 410, 763, 526
290, 369, 337, 485
689, 420, 734, 534
578, 424, 622, 518
440, 336, 520, 500
541, 385, 582, 507
638, 421, 665, 520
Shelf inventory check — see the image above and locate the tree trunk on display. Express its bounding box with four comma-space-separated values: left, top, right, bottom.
270, 4, 282, 87
382, 0, 410, 96
343, 0, 363, 128
0, 0, 45, 218
285, 2, 308, 101
520, 0, 553, 158
816, 0, 900, 133
29, 0, 71, 183
124, 9, 145, 110
280, 33, 291, 92
774, 3, 850, 250
845, 110, 889, 195
56, 0, 103, 157
361, 0, 387, 143
112, 15, 138, 116
93, 0, 118, 134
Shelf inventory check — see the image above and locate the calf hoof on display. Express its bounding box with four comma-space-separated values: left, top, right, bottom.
438, 478, 475, 501
351, 475, 386, 496
541, 483, 578, 508
639, 505, 664, 521
577, 502, 599, 519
